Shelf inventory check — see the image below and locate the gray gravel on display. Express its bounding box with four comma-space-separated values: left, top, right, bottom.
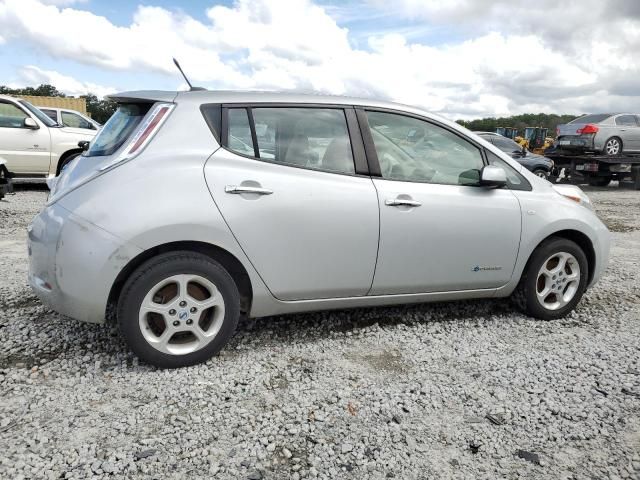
1, 184, 639, 479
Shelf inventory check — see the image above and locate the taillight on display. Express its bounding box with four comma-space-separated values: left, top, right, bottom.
124, 103, 173, 156
577, 123, 599, 134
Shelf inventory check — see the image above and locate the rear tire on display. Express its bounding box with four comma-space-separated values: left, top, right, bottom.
513, 237, 588, 320
117, 251, 240, 368
587, 176, 611, 187
603, 137, 622, 156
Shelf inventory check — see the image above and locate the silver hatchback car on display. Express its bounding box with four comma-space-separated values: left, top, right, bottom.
28, 90, 610, 368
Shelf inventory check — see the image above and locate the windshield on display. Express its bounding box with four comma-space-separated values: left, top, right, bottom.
18, 100, 58, 127
86, 103, 151, 157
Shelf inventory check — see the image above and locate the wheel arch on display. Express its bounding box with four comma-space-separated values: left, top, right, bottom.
524, 229, 596, 286
106, 240, 253, 322
56, 148, 83, 175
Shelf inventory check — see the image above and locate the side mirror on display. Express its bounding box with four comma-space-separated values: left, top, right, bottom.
78, 141, 90, 151
480, 165, 507, 188
24, 117, 39, 129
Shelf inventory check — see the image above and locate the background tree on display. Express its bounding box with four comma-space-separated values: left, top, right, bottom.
456, 113, 579, 138
0, 83, 116, 124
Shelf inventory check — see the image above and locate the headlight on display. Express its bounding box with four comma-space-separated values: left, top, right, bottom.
552, 184, 594, 210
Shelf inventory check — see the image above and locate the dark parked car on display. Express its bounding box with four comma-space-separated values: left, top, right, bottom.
475, 132, 553, 178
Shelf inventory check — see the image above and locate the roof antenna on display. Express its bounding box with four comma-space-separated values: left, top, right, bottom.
172, 58, 206, 91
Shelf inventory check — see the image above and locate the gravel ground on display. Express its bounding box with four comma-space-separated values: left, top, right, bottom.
1, 184, 639, 480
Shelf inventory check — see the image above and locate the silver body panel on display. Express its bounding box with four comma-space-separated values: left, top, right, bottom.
28, 90, 610, 323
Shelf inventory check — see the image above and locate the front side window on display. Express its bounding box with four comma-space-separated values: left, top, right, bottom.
0, 101, 29, 128
62, 111, 93, 129
486, 151, 531, 191
86, 103, 151, 157
365, 111, 484, 185
615, 115, 638, 127
227, 107, 355, 175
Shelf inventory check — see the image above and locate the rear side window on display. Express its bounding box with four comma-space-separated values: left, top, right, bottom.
226, 107, 355, 175
569, 114, 610, 124
615, 115, 638, 126
62, 111, 93, 129
86, 103, 151, 157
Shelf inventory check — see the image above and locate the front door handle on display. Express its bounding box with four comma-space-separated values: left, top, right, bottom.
225, 185, 273, 195
385, 198, 422, 207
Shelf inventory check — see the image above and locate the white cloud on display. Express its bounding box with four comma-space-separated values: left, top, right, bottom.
18, 65, 116, 97
0, 0, 638, 119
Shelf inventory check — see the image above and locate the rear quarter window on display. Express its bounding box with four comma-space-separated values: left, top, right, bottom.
86, 103, 151, 157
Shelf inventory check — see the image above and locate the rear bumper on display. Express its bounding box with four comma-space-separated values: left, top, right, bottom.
28, 203, 142, 324
557, 135, 595, 151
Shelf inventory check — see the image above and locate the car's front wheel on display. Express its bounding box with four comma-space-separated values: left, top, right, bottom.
532, 168, 548, 179
117, 251, 240, 368
513, 237, 588, 320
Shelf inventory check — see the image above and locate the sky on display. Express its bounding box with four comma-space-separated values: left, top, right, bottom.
0, 0, 638, 120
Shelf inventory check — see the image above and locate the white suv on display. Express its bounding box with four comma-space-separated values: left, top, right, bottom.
0, 95, 96, 179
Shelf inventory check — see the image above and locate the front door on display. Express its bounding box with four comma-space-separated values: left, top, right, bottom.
205, 106, 379, 301
362, 110, 522, 294
0, 100, 50, 175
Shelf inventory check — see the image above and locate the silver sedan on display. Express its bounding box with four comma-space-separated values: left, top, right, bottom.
557, 113, 640, 155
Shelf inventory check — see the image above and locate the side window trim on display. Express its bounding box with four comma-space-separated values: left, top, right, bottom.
220, 104, 368, 177
357, 107, 488, 185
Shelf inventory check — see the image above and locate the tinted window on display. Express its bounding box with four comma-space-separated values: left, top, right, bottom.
227, 107, 355, 175
62, 111, 93, 129
41, 109, 58, 122
615, 115, 638, 126
486, 151, 531, 191
86, 103, 151, 157
366, 111, 484, 185
0, 101, 29, 128
569, 114, 610, 124
491, 136, 523, 153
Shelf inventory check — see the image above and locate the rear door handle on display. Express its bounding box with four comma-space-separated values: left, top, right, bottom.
225, 185, 273, 195
385, 198, 422, 207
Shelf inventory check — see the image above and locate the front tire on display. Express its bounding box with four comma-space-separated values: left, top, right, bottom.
513, 237, 588, 320
117, 251, 240, 368
532, 168, 548, 179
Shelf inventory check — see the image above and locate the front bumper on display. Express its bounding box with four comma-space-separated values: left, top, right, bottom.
589, 219, 611, 288
28, 204, 142, 324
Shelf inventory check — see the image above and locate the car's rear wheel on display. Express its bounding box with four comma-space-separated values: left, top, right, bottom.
117, 251, 240, 368
513, 237, 588, 320
603, 137, 622, 156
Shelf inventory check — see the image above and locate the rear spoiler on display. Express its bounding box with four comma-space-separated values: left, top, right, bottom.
106, 90, 178, 104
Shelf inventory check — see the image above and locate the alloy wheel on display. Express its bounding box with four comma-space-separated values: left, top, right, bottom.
535, 252, 581, 311
605, 138, 621, 155
138, 274, 225, 355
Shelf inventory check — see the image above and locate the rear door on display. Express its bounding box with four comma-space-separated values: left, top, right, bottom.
204, 105, 379, 301
0, 100, 51, 175
360, 109, 522, 294
614, 114, 640, 151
